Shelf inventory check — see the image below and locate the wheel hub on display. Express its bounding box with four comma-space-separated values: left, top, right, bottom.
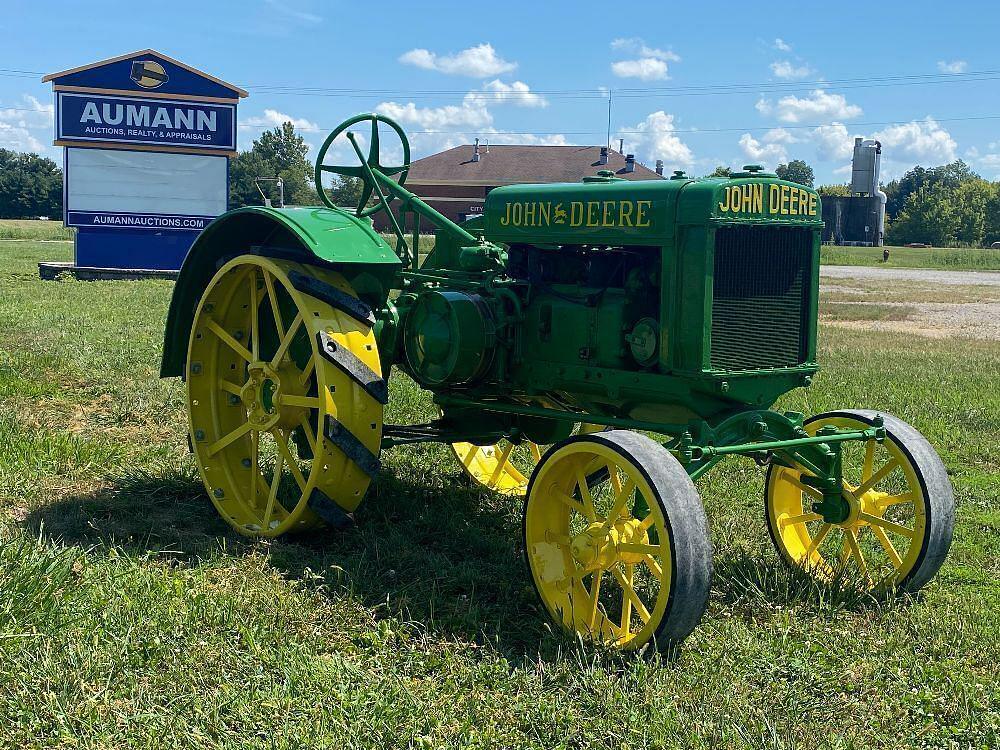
569, 518, 649, 571
241, 362, 307, 431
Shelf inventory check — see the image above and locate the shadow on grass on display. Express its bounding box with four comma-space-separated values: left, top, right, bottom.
23, 466, 554, 654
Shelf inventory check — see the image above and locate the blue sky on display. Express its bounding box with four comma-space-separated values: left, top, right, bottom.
3, 0, 999, 183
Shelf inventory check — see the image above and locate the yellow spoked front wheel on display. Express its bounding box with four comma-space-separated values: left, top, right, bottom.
524, 430, 712, 651
186, 255, 385, 537
766, 410, 954, 592
452, 424, 603, 495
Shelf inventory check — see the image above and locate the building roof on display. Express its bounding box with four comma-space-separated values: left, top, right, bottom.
406, 144, 663, 185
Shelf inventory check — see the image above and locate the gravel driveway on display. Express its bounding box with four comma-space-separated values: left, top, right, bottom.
821, 265, 1000, 286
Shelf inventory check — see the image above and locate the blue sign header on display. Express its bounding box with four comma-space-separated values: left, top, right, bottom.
66, 210, 213, 232
57, 92, 236, 151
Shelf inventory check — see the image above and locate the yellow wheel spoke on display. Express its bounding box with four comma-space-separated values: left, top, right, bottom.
530, 443, 543, 462
638, 513, 656, 532
553, 490, 586, 516
843, 528, 869, 577
219, 379, 243, 396
544, 531, 572, 546
869, 524, 904, 569
262, 270, 285, 341
270, 312, 303, 367
262, 451, 285, 527
804, 522, 832, 560
618, 542, 662, 557
249, 271, 260, 360
278, 394, 320, 409
249, 429, 259, 509
206, 421, 253, 457
273, 429, 308, 492
298, 416, 317, 457
642, 555, 663, 581
587, 569, 604, 631
855, 458, 900, 497
575, 467, 598, 521
859, 511, 915, 539
205, 318, 253, 363
608, 464, 622, 497
487, 441, 515, 488
297, 357, 315, 387
602, 476, 637, 530
861, 440, 876, 483
779, 511, 822, 529
613, 565, 650, 625
782, 473, 824, 501
878, 492, 916, 508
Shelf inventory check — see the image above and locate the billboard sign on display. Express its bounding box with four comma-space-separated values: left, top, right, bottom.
57, 92, 236, 151
65, 147, 228, 232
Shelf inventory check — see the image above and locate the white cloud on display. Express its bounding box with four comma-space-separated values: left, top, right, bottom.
0, 95, 54, 154
812, 122, 854, 161
376, 100, 492, 131
873, 117, 957, 165
610, 37, 680, 81
756, 89, 862, 123
467, 79, 547, 108
263, 0, 322, 24
618, 111, 693, 166
739, 133, 788, 166
773, 38, 792, 52
399, 43, 516, 77
240, 108, 320, 132
770, 60, 812, 79
937, 59, 967, 74
612, 58, 671, 81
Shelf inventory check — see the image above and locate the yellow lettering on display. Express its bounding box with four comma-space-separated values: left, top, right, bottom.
789, 189, 799, 215
739, 185, 750, 212
586, 201, 600, 226
570, 201, 584, 226
798, 190, 808, 215
808, 193, 817, 216
602, 201, 615, 226
779, 185, 790, 214
538, 202, 551, 226
500, 202, 511, 225
524, 202, 537, 226
719, 187, 731, 213
769, 184, 780, 214
636, 200, 652, 227
511, 202, 523, 225
753, 183, 763, 213
619, 201, 634, 226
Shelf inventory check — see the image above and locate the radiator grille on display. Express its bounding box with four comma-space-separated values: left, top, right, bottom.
710, 225, 813, 371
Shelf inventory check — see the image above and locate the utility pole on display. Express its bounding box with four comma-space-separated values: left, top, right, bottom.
606, 88, 613, 150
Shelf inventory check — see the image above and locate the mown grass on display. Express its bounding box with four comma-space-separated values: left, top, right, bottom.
0, 239, 998, 749
821, 244, 1000, 270
0, 219, 74, 241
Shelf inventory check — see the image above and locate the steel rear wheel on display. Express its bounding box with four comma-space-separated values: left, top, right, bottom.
765, 410, 954, 592
186, 255, 385, 537
523, 430, 712, 651
452, 425, 603, 495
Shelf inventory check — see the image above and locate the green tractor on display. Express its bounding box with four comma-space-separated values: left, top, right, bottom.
161, 114, 954, 651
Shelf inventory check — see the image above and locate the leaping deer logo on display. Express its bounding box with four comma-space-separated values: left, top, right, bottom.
553, 203, 567, 224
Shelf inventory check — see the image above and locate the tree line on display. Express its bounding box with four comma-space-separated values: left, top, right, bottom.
4, 122, 1000, 247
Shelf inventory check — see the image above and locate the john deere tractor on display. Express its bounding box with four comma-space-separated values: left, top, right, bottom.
161, 114, 954, 651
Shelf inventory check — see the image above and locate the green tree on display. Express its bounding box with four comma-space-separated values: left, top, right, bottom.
953, 179, 994, 246
885, 160, 980, 219
326, 176, 365, 208
0, 150, 62, 219
229, 122, 318, 208
817, 184, 851, 197
885, 184, 959, 246
705, 165, 731, 178
775, 159, 814, 187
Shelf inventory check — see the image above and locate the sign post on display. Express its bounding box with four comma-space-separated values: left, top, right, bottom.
42, 49, 247, 277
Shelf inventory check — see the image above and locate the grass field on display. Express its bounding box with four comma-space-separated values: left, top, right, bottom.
1, 238, 998, 749
821, 244, 1000, 271
0, 219, 74, 242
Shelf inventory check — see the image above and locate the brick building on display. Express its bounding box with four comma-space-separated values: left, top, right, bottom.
374, 141, 664, 231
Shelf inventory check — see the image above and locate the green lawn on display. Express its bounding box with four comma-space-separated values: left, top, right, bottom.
0, 219, 74, 241
0, 240, 998, 749
821, 243, 1000, 271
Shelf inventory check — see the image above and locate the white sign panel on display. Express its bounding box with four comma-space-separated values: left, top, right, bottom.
65, 147, 227, 230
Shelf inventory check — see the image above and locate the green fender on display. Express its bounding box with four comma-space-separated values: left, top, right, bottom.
159, 205, 401, 378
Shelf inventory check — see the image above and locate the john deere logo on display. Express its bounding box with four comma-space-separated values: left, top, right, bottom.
130, 60, 168, 89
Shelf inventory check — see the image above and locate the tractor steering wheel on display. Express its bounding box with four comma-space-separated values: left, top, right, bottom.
314, 113, 411, 217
